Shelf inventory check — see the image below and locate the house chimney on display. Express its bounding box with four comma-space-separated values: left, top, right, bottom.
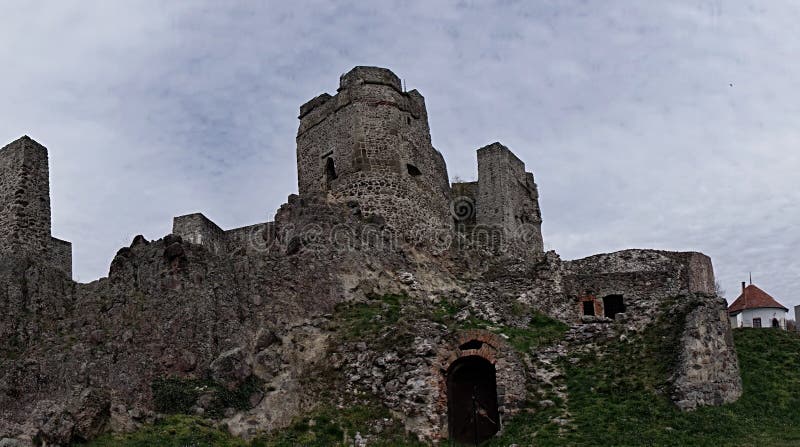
742, 282, 746, 292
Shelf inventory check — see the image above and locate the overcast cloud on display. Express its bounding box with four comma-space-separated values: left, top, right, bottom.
0, 0, 797, 309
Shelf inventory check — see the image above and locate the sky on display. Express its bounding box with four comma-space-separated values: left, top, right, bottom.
0, 0, 797, 310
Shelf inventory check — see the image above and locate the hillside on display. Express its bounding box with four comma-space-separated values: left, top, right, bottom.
77, 323, 800, 447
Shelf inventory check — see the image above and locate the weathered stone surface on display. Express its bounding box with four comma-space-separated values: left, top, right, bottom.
0, 137, 71, 277
672, 297, 742, 410
0, 67, 742, 445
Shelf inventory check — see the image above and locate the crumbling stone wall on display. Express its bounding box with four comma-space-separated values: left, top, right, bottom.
225, 222, 271, 254
172, 213, 226, 253
0, 136, 71, 277
296, 66, 452, 242
172, 214, 271, 255
50, 237, 72, 279
563, 250, 716, 329
672, 296, 742, 410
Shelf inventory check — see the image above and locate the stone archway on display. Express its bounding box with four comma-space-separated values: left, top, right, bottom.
435, 330, 526, 444
447, 355, 500, 445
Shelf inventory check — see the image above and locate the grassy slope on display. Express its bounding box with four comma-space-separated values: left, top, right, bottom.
556, 328, 800, 447
79, 310, 800, 446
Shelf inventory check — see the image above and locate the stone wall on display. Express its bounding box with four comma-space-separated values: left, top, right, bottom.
173, 213, 271, 255
50, 237, 72, 278
450, 181, 478, 230
226, 222, 271, 254
475, 142, 543, 255
672, 296, 742, 410
172, 213, 227, 254
563, 249, 716, 328
296, 66, 452, 242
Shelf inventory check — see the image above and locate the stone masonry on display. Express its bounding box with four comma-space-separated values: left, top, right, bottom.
297, 66, 453, 242
0, 136, 71, 277
451, 142, 544, 256
0, 67, 741, 446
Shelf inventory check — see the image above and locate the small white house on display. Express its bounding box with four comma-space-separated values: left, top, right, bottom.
728, 282, 788, 329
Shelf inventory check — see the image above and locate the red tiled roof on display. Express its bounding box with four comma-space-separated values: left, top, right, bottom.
727, 284, 788, 315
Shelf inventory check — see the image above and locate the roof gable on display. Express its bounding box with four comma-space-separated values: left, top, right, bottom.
728, 284, 788, 314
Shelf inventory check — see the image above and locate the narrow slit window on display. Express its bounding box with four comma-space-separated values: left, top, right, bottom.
325, 157, 337, 185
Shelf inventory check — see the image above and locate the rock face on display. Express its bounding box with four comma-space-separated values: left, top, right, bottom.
0, 67, 742, 446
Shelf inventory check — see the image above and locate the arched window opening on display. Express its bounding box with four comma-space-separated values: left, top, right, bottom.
325, 157, 337, 186
447, 356, 500, 445
407, 163, 422, 177
772, 318, 780, 328
603, 294, 625, 319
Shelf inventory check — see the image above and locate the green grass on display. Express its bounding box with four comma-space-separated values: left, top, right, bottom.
80, 404, 426, 447
433, 296, 569, 353
255, 402, 426, 447
151, 375, 263, 418
553, 328, 800, 447
83, 415, 249, 447
334, 294, 406, 344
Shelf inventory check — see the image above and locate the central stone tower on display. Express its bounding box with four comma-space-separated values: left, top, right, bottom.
296, 67, 452, 239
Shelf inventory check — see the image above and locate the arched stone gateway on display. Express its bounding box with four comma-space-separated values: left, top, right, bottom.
435, 330, 527, 444
447, 355, 500, 444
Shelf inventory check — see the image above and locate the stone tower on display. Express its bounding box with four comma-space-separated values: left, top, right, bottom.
476, 142, 543, 253
0, 136, 71, 277
296, 67, 452, 239
451, 142, 544, 255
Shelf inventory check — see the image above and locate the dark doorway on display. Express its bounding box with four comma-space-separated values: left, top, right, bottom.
772, 318, 780, 328
325, 157, 337, 186
603, 295, 625, 319
582, 301, 595, 316
447, 355, 500, 445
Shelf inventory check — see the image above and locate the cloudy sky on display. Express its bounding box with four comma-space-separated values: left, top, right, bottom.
0, 0, 797, 309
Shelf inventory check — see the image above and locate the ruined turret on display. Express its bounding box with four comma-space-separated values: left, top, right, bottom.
296, 66, 452, 239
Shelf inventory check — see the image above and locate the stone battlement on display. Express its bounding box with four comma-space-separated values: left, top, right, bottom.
339, 66, 402, 91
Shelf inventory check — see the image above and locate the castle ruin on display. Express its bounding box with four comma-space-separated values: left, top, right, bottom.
0, 67, 740, 446
0, 136, 71, 277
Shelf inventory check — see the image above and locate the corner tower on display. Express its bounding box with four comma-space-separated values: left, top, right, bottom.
0, 136, 72, 277
296, 67, 452, 238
